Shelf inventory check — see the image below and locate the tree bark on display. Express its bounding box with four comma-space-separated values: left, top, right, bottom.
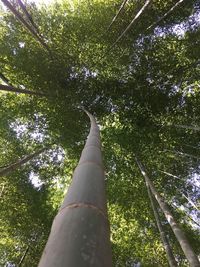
135, 157, 200, 267
0, 84, 46, 96
1, 0, 50, 52
18, 246, 29, 267
145, 182, 177, 267
0, 147, 47, 177
38, 110, 112, 267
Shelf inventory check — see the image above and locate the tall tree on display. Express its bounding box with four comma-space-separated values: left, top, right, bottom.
0, 147, 47, 177
1, 0, 50, 52
18, 246, 29, 267
0, 84, 46, 96
145, 179, 177, 267
38, 110, 112, 267
135, 157, 200, 267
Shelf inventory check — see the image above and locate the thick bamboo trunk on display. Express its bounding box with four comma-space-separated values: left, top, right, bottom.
145, 183, 177, 267
18, 246, 29, 267
0, 147, 47, 177
38, 111, 112, 267
1, 0, 50, 52
135, 157, 200, 267
0, 84, 46, 96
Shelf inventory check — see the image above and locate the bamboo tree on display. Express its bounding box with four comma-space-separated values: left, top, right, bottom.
0, 84, 46, 96
145, 182, 177, 267
0, 184, 5, 198
1, 0, 50, 52
164, 149, 200, 160
158, 170, 200, 190
174, 124, 200, 132
108, 0, 151, 50
38, 110, 112, 267
181, 191, 199, 211
18, 246, 29, 267
0, 73, 13, 86
147, 0, 184, 31
135, 157, 200, 267
106, 0, 129, 31
0, 147, 47, 177
17, 0, 40, 34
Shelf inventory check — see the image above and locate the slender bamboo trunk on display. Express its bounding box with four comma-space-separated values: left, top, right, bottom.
135, 157, 200, 267
146, 183, 177, 267
171, 203, 200, 228
147, 0, 184, 31
159, 170, 200, 190
18, 246, 29, 267
109, 0, 151, 49
38, 111, 112, 267
106, 0, 129, 31
0, 84, 46, 96
17, 0, 40, 34
0, 73, 13, 86
183, 144, 200, 150
0, 184, 5, 198
1, 0, 50, 52
0, 147, 47, 177
165, 150, 200, 160
174, 124, 200, 132
181, 191, 199, 211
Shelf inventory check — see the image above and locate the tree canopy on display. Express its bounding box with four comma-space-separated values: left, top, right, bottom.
0, 0, 200, 266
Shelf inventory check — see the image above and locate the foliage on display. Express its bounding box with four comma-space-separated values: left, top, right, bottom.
0, 0, 200, 266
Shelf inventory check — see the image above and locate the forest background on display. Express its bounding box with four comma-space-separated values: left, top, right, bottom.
0, 0, 200, 266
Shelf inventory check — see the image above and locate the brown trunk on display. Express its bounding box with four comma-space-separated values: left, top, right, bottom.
38, 110, 112, 267
0, 147, 47, 177
135, 157, 200, 267
0, 84, 46, 96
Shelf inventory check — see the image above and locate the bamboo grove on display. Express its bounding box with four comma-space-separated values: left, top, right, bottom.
0, 0, 200, 266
